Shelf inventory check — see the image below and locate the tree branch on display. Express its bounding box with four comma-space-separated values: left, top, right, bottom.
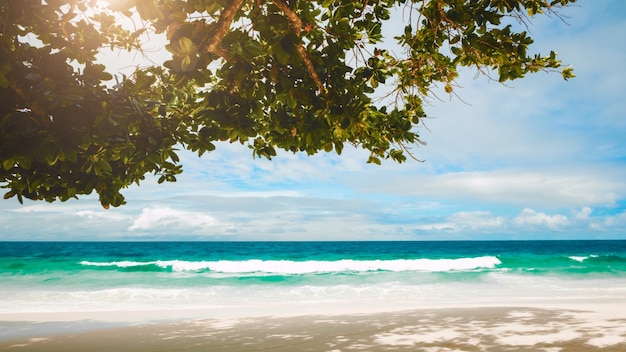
203, 0, 246, 57
271, 0, 327, 95
272, 0, 302, 35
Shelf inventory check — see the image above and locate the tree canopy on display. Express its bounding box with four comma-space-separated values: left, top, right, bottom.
1, 0, 576, 208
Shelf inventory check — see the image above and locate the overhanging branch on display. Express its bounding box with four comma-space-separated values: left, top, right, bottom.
272, 0, 303, 35
203, 0, 246, 58
272, 0, 327, 95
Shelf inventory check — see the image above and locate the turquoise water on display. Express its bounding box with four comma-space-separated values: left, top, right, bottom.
1, 241, 625, 314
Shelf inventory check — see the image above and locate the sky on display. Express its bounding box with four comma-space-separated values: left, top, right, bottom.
1, 0, 625, 241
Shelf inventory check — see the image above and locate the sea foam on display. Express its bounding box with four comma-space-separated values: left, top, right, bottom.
80, 256, 501, 274
568, 254, 599, 263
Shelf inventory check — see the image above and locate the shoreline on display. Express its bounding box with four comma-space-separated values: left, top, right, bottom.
2, 304, 626, 351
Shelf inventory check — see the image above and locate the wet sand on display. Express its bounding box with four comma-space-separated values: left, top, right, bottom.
2, 307, 626, 351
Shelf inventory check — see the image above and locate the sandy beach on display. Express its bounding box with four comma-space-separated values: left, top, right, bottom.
2, 305, 626, 351
3, 241, 625, 351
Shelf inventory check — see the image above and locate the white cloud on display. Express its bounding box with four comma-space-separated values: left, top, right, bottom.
129, 207, 218, 231
352, 168, 624, 210
411, 211, 503, 234
205, 190, 304, 198
175, 141, 359, 190
413, 223, 455, 232
75, 210, 128, 222
514, 209, 569, 230
575, 206, 593, 220
448, 211, 504, 229
10, 204, 66, 213
588, 210, 626, 233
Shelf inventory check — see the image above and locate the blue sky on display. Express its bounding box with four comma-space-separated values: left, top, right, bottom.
1, 0, 625, 241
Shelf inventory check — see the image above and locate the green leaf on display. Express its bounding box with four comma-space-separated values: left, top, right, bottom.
0, 64, 11, 88
561, 66, 575, 80
367, 156, 381, 165
135, 0, 164, 20
168, 11, 187, 22
2, 158, 15, 170
180, 55, 193, 71
177, 37, 195, 55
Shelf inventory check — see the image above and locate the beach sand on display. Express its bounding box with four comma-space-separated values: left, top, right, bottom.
2, 306, 626, 351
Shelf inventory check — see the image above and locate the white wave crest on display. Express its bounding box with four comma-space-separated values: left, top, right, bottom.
568, 254, 599, 263
80, 256, 501, 274
79, 260, 152, 268
569, 256, 588, 262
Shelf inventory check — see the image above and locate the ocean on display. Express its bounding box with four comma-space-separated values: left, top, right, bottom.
1, 241, 626, 318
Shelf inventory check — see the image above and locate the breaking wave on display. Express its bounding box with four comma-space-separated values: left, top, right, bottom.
79, 256, 502, 274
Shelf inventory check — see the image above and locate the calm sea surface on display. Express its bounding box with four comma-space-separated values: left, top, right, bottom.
1, 241, 625, 315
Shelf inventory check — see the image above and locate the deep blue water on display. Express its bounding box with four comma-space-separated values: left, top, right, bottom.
3, 240, 626, 260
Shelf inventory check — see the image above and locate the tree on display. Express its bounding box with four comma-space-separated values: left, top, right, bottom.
1, 0, 576, 208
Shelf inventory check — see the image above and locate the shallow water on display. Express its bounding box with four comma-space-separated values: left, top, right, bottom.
1, 241, 625, 314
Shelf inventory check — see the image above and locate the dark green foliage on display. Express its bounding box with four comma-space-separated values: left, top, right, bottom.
0, 0, 575, 207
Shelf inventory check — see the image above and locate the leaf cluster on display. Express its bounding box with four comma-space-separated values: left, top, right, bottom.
1, 0, 575, 207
